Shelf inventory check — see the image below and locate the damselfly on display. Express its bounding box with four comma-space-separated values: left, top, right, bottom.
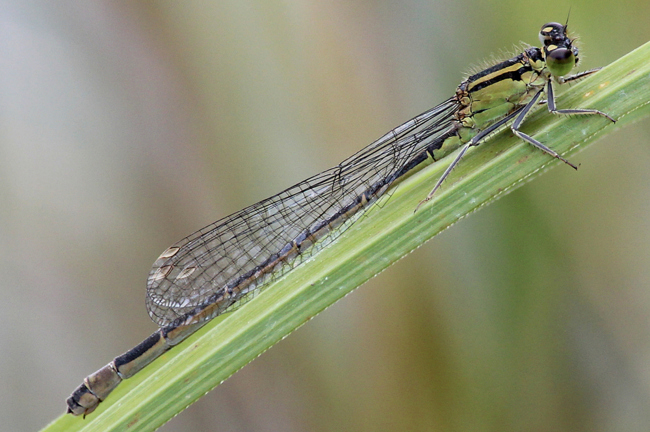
67, 21, 614, 416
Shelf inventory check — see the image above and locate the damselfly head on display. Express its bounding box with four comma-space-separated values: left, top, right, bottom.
539, 22, 579, 77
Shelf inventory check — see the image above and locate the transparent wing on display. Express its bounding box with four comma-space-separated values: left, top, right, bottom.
146, 98, 459, 327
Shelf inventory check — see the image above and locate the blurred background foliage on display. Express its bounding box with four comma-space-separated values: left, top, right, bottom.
2, 1, 650, 431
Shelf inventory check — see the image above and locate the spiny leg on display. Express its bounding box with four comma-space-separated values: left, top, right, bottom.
511, 88, 579, 169
546, 78, 616, 122
539, 70, 603, 105
415, 109, 522, 212
560, 67, 601, 84
414, 142, 471, 212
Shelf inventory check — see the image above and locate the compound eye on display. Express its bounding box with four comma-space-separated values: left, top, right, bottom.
545, 46, 576, 77
548, 47, 573, 62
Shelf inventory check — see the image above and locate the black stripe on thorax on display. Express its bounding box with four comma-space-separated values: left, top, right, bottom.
463, 47, 543, 94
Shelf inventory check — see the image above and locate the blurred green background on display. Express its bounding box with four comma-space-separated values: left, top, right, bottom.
2, 1, 650, 431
